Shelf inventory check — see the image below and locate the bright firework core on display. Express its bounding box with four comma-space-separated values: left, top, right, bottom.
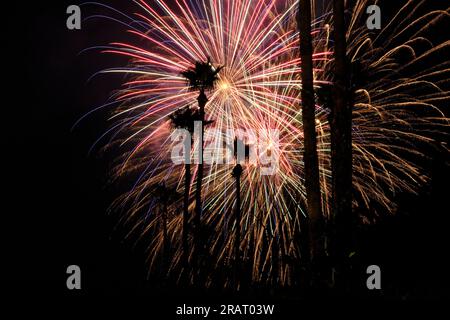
218, 80, 231, 91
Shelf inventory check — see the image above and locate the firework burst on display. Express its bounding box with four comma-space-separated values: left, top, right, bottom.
82, 0, 449, 287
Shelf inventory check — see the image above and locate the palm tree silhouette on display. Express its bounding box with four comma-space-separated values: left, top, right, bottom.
152, 182, 179, 276
169, 106, 201, 283
331, 0, 353, 289
231, 137, 249, 290
298, 0, 325, 285
181, 58, 223, 285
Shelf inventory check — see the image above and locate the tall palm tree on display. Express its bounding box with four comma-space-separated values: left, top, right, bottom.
331, 0, 353, 289
298, 0, 325, 279
231, 138, 249, 290
153, 183, 179, 276
181, 58, 223, 284
169, 106, 201, 283
231, 163, 243, 289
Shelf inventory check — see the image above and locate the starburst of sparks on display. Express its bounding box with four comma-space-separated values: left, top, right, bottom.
81, 0, 449, 287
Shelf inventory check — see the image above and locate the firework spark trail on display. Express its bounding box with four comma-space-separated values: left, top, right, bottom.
82, 0, 449, 286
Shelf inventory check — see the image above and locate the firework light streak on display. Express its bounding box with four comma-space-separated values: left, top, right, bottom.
81, 0, 449, 287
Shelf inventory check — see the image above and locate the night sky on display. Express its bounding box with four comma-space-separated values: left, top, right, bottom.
6, 0, 449, 311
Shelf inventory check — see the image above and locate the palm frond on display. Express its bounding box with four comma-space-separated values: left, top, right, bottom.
181, 57, 224, 91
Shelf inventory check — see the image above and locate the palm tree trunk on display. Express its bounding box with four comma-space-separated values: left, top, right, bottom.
182, 162, 190, 283
233, 166, 241, 290
298, 0, 325, 274
271, 232, 279, 288
247, 222, 255, 286
162, 203, 169, 276
331, 0, 353, 289
194, 89, 208, 286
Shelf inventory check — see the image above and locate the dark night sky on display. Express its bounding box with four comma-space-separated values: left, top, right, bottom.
5, 0, 449, 309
